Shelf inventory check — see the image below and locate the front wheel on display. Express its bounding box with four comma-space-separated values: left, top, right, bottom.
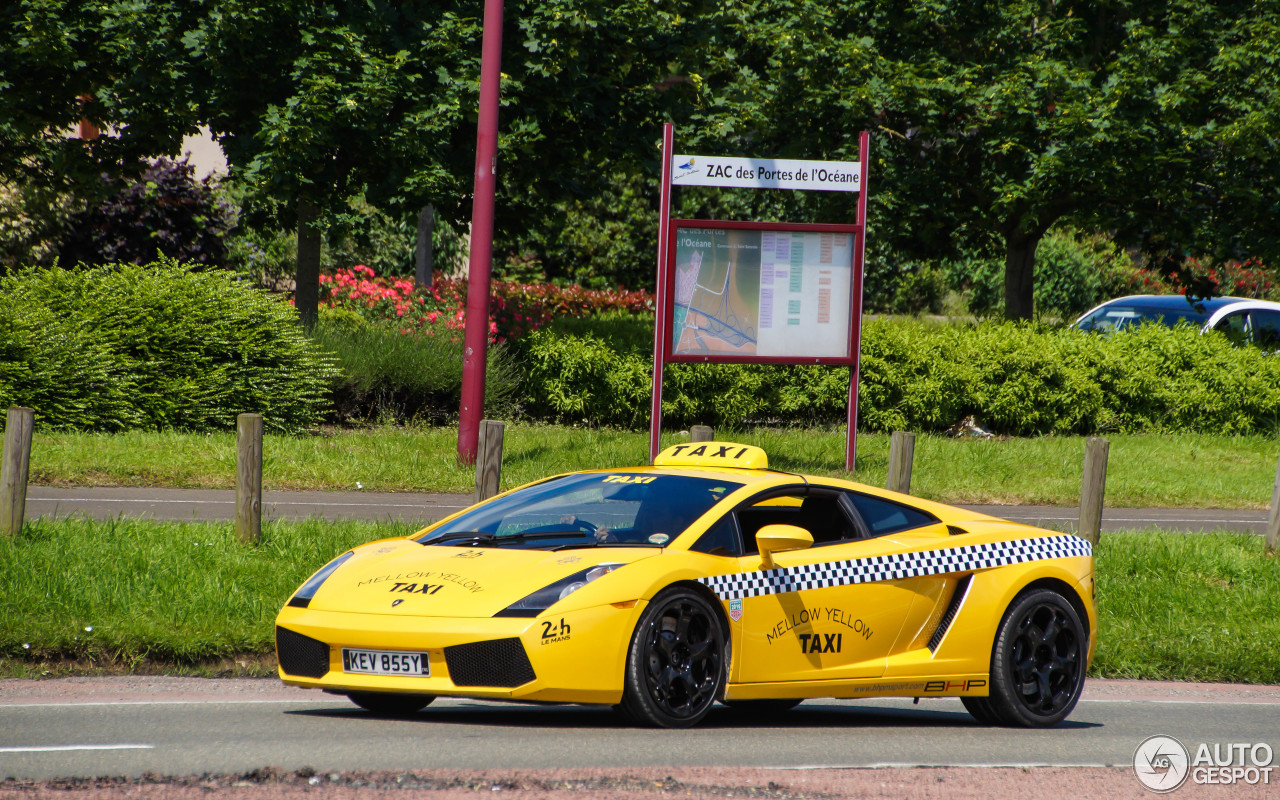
983, 589, 1087, 727
619, 588, 726, 728
347, 691, 434, 716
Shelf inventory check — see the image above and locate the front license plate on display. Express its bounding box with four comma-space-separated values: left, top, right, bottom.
342, 648, 430, 677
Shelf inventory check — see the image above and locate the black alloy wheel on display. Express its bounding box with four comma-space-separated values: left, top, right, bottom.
620, 587, 726, 728
347, 691, 435, 716
982, 589, 1086, 727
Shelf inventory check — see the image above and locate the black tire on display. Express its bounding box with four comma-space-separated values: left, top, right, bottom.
347, 691, 434, 716
960, 695, 1002, 725
722, 698, 803, 714
619, 587, 727, 728
985, 589, 1087, 727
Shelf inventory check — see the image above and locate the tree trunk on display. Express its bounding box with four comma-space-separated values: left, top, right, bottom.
296, 200, 321, 330
1003, 227, 1043, 321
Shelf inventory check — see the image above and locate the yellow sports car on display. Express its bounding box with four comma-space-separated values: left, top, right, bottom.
276, 442, 1095, 728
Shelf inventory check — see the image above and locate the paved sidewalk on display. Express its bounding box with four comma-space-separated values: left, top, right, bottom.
25, 486, 1270, 534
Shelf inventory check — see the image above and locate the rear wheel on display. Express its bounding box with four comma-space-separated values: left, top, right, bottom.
620, 588, 726, 728
984, 589, 1086, 727
347, 691, 434, 716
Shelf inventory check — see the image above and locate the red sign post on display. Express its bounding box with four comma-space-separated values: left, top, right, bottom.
457, 0, 506, 465
649, 125, 871, 471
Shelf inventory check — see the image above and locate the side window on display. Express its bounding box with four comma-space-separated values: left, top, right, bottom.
1250, 310, 1280, 349
735, 490, 859, 553
845, 492, 937, 536
1214, 311, 1249, 346
690, 516, 742, 557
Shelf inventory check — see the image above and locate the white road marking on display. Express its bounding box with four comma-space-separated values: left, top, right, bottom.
1, 698, 348, 709
1079, 697, 1280, 705
0, 744, 153, 753
29, 497, 466, 510
768, 763, 1117, 770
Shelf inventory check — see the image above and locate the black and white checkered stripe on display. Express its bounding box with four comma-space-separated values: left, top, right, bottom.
698, 535, 1092, 601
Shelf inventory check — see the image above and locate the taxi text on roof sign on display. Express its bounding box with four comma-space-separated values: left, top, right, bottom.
654, 442, 769, 470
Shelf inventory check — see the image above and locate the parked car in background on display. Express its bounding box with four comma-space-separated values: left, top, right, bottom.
1074, 294, 1280, 348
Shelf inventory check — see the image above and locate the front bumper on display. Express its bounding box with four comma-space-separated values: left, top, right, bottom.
274, 601, 639, 705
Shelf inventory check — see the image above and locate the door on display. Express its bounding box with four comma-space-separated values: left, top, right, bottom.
703, 486, 950, 684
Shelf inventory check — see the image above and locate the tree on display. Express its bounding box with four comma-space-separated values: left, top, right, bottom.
0, 0, 203, 198
692, 0, 1280, 318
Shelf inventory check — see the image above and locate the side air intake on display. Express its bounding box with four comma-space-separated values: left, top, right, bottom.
928, 575, 973, 653
275, 626, 330, 678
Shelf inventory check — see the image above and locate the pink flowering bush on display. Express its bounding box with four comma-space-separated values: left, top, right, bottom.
318, 265, 654, 343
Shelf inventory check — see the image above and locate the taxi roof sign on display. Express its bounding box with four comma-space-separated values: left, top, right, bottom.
654, 442, 768, 470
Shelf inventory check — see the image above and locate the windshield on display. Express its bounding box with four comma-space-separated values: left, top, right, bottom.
418, 473, 741, 549
1076, 303, 1209, 333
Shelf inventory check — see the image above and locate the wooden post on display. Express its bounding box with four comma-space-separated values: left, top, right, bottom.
690, 425, 714, 443
474, 419, 505, 503
1266, 451, 1280, 556
415, 205, 434, 287
1078, 437, 1110, 546
1, 407, 34, 537
235, 413, 263, 545
886, 431, 916, 494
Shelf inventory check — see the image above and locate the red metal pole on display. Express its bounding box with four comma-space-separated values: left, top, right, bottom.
458, 0, 505, 465
649, 124, 675, 463
846, 131, 871, 473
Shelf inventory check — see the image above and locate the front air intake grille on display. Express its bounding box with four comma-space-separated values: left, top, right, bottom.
276, 626, 330, 678
444, 638, 536, 687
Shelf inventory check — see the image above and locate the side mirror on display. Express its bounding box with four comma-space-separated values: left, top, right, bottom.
756, 524, 813, 569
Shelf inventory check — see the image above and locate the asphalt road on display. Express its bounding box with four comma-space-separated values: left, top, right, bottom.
2, 679, 1278, 780
26, 486, 1271, 534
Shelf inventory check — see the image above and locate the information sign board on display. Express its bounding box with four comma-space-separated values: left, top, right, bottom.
665, 221, 859, 364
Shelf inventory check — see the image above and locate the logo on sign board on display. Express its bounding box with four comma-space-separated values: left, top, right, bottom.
675, 158, 700, 180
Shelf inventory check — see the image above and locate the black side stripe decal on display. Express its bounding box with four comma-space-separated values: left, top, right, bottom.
698, 535, 1092, 601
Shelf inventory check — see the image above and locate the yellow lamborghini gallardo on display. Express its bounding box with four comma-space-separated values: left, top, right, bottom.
276, 442, 1095, 728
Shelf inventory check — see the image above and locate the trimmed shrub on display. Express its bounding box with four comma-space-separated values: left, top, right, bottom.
311, 310, 519, 423
0, 259, 335, 432
519, 318, 1280, 435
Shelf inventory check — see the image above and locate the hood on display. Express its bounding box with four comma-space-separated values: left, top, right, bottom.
306, 539, 659, 617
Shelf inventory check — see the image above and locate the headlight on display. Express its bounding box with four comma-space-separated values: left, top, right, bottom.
495, 564, 624, 617
287, 552, 354, 609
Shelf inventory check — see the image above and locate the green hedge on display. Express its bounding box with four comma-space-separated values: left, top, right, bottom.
0, 260, 336, 432
521, 319, 1280, 435
312, 309, 520, 423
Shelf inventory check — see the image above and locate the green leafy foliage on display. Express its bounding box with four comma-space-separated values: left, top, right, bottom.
0, 259, 335, 432
57, 158, 235, 268
311, 310, 519, 424
955, 228, 1138, 320
521, 317, 1280, 435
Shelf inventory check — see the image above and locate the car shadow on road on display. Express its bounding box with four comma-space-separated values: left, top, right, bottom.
286, 701, 1101, 731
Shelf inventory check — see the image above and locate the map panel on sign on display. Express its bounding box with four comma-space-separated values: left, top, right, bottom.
671, 227, 852, 360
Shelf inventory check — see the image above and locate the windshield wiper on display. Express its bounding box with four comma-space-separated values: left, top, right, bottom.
419, 531, 495, 545
551, 542, 662, 551
422, 530, 592, 546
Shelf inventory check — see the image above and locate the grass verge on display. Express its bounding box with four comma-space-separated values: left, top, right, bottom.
2, 520, 1277, 683
27, 426, 1280, 508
